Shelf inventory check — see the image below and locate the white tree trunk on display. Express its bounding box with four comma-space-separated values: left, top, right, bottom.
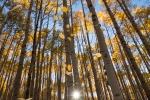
86, 0, 123, 99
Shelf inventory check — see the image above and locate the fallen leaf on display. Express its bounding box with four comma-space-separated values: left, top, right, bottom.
54, 25, 56, 29
95, 53, 101, 58
61, 6, 68, 12
66, 24, 70, 28
59, 33, 65, 39
67, 64, 72, 71
67, 37, 71, 41
53, 15, 58, 20
88, 12, 92, 17
71, 33, 74, 37
93, 56, 97, 60
66, 70, 72, 75
59, 17, 62, 20
8, 5, 22, 12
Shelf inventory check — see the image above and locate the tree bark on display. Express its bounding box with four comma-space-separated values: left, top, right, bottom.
86, 0, 123, 99
102, 0, 150, 99
63, 0, 73, 99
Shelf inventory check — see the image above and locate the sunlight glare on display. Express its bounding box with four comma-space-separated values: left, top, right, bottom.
73, 91, 80, 99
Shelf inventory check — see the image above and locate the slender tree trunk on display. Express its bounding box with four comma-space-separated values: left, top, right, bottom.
116, 39, 140, 100
81, 1, 103, 99
34, 3, 43, 100
116, 63, 131, 100
102, 0, 150, 99
125, 23, 150, 72
1, 40, 21, 100
86, 0, 123, 99
63, 0, 73, 99
116, 0, 150, 56
57, 66, 62, 100
69, 0, 84, 98
12, 0, 34, 99
3, 38, 22, 100
24, 1, 41, 98
76, 34, 94, 100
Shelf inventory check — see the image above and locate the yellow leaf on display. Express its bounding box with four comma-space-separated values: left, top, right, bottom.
88, 12, 92, 17
53, 15, 58, 20
66, 24, 70, 28
59, 17, 62, 20
95, 23, 99, 26
66, 70, 72, 75
67, 64, 72, 71
86, 29, 90, 33
9, 50, 13, 54
71, 33, 74, 37
67, 37, 71, 41
84, 44, 88, 47
9, 5, 22, 12
54, 25, 56, 29
41, 32, 46, 37
95, 53, 101, 58
61, 6, 68, 12
67, 30, 70, 32
93, 56, 97, 60
59, 33, 65, 39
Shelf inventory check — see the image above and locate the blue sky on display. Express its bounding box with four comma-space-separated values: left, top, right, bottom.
73, 0, 149, 12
